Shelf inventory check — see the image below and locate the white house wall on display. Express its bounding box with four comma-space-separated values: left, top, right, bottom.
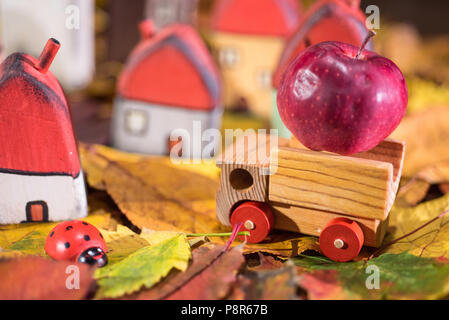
0, 0, 95, 91
111, 98, 222, 158
0, 171, 87, 224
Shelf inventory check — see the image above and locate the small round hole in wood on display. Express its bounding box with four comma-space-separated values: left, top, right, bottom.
229, 168, 254, 192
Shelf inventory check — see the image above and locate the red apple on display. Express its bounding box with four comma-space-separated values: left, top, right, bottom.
277, 37, 408, 155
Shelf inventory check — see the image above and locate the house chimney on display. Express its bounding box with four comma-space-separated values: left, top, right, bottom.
139, 19, 155, 40
36, 38, 60, 74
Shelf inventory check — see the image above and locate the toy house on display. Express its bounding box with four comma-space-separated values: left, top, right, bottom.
271, 0, 372, 137
210, 0, 301, 120
0, 39, 88, 224
0, 0, 95, 91
111, 21, 222, 158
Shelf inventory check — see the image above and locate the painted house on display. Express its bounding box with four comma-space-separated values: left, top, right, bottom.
0, 0, 95, 91
210, 0, 301, 120
0, 39, 87, 224
111, 21, 222, 158
272, 0, 372, 137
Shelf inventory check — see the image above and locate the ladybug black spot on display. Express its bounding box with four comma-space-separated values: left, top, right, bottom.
99, 233, 103, 239
84, 235, 90, 241
66, 226, 73, 231
50, 231, 54, 237
82, 222, 88, 225
64, 242, 70, 249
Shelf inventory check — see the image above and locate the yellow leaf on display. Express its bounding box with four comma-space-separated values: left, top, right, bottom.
383, 193, 449, 258
239, 235, 321, 257
95, 234, 191, 298
406, 77, 449, 114
0, 212, 111, 258
100, 225, 152, 265
140, 228, 182, 246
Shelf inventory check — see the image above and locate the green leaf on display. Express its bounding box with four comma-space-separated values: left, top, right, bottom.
295, 252, 449, 299
95, 234, 191, 298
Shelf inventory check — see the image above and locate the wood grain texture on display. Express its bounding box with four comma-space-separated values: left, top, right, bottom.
271, 202, 388, 247
288, 137, 406, 217
216, 133, 288, 226
269, 146, 393, 220
216, 133, 404, 248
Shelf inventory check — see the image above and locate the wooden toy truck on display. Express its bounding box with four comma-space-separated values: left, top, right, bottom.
216, 133, 405, 262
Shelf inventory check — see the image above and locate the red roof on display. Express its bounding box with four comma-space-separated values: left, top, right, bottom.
211, 0, 302, 37
0, 42, 80, 178
273, 0, 371, 88
118, 23, 221, 111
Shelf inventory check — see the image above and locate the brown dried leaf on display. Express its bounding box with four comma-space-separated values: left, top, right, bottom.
230, 261, 298, 300
246, 252, 285, 271
0, 257, 95, 300
131, 244, 244, 300
80, 143, 226, 235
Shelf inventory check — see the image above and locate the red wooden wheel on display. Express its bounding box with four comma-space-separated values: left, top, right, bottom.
319, 217, 364, 262
230, 201, 274, 243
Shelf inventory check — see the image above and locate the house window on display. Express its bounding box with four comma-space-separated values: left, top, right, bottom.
26, 201, 49, 222
256, 70, 272, 89
124, 109, 148, 136
219, 47, 240, 68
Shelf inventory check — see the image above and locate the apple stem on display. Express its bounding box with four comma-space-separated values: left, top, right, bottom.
356, 30, 376, 59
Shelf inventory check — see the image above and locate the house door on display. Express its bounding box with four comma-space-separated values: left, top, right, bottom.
167, 136, 183, 157
26, 201, 49, 222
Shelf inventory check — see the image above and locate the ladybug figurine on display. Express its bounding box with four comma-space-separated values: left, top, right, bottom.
45, 220, 108, 267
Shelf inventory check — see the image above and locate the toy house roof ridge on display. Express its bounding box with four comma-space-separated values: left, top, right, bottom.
118, 23, 221, 111
211, 0, 302, 37
0, 50, 80, 178
273, 0, 370, 88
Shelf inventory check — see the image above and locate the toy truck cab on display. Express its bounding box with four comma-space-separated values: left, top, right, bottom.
216, 133, 405, 261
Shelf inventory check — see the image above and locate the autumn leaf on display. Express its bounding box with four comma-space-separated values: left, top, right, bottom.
0, 257, 95, 300
405, 77, 449, 114
80, 143, 226, 235
94, 234, 191, 298
231, 261, 298, 300
245, 252, 286, 271
0, 211, 111, 258
240, 234, 320, 258
391, 106, 449, 177
396, 178, 431, 207
130, 244, 244, 300
295, 252, 449, 300
100, 225, 155, 265
382, 193, 449, 258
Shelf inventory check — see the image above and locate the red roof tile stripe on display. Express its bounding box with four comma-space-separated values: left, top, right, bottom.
0, 53, 80, 177
273, 0, 370, 88
118, 24, 221, 111
211, 0, 302, 37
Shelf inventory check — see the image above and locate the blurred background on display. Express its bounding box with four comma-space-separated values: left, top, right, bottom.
0, 0, 448, 145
